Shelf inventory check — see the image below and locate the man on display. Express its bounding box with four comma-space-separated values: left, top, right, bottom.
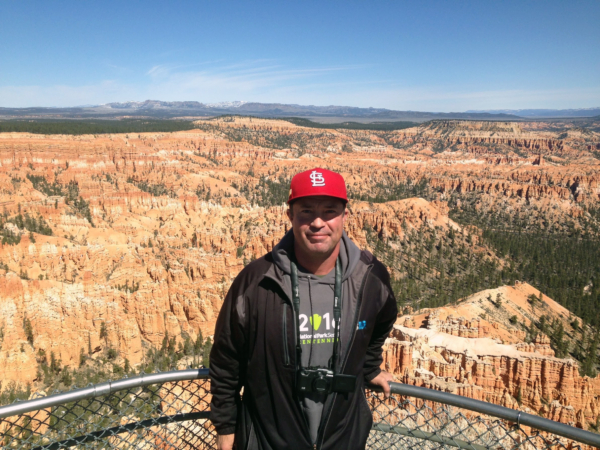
210, 168, 398, 450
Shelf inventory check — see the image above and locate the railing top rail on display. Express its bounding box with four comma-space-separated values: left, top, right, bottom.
0, 368, 209, 419
369, 382, 600, 449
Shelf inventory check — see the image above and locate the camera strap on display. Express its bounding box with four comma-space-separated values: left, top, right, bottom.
290, 256, 342, 374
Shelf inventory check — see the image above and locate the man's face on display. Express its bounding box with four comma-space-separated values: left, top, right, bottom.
287, 196, 348, 257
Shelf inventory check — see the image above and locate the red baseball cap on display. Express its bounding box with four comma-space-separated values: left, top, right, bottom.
288, 168, 348, 204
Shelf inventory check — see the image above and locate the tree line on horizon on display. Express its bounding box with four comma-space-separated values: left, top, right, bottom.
0, 119, 198, 135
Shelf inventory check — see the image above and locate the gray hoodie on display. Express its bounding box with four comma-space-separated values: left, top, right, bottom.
271, 230, 362, 443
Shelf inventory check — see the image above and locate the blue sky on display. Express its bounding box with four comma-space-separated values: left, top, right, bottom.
1, 0, 599, 111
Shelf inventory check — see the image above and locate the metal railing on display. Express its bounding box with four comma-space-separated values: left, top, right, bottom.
0, 369, 599, 449
366, 384, 600, 450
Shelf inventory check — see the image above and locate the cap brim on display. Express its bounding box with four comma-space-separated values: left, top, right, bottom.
287, 194, 348, 204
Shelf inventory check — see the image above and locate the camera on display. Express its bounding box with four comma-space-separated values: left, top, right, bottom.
297, 369, 356, 395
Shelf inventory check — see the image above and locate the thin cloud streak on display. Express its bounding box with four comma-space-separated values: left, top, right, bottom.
146, 61, 369, 85
1, 60, 599, 110
146, 59, 230, 77
139, 61, 376, 102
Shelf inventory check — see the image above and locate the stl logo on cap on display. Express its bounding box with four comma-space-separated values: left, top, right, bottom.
309, 170, 326, 187
288, 168, 348, 204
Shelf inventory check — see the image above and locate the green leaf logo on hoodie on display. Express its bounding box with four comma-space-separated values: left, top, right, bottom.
310, 314, 322, 331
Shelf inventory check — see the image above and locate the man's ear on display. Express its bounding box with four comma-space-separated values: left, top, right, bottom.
286, 207, 293, 221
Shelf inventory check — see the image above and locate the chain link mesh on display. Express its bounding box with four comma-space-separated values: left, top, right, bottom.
0, 378, 215, 449
1, 376, 598, 449
366, 389, 597, 450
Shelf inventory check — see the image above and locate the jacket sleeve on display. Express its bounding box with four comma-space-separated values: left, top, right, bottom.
363, 266, 398, 382
209, 277, 248, 435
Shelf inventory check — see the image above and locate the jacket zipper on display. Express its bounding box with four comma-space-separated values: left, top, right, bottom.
282, 303, 290, 366
281, 287, 313, 443
315, 265, 373, 450
263, 273, 316, 445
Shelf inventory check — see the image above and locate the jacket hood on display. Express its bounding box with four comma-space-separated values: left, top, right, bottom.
271, 229, 361, 281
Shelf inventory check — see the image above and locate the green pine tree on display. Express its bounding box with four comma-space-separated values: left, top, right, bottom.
202, 338, 213, 368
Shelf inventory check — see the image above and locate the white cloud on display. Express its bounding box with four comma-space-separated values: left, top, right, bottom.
360, 87, 600, 111
1, 60, 598, 111
0, 81, 137, 108
141, 60, 369, 101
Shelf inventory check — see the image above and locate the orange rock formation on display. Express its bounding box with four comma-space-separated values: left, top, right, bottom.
0, 117, 597, 430
385, 283, 600, 429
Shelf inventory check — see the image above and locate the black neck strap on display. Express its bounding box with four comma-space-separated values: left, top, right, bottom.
290, 256, 342, 373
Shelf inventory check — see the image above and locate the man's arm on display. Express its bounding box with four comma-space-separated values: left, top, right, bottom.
209, 280, 248, 438
217, 433, 235, 450
363, 270, 398, 383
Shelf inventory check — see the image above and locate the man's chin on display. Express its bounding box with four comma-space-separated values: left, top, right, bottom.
304, 243, 333, 255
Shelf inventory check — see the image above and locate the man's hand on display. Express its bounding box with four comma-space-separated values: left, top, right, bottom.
217, 433, 235, 450
370, 371, 395, 398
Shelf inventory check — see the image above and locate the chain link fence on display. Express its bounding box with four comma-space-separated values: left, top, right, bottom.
1, 369, 599, 449
0, 369, 214, 449
367, 385, 600, 450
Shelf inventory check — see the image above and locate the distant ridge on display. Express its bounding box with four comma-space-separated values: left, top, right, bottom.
466, 107, 600, 118
0, 100, 521, 122
104, 100, 521, 120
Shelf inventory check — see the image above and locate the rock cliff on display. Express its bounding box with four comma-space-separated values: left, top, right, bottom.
385, 282, 600, 429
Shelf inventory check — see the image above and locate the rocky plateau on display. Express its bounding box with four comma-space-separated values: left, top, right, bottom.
0, 116, 599, 429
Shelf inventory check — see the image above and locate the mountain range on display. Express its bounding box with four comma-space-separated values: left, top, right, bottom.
466, 107, 600, 118
0, 100, 527, 122
1, 100, 599, 122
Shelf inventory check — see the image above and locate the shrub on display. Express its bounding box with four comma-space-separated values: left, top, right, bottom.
106, 348, 118, 360
24, 317, 34, 345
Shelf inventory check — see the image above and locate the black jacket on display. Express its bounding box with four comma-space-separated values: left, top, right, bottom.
209, 237, 398, 450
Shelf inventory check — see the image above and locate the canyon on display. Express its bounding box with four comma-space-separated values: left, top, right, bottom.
0, 116, 599, 429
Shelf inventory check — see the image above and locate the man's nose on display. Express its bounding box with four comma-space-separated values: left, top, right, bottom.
310, 215, 326, 228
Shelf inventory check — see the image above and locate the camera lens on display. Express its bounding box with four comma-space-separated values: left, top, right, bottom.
313, 374, 329, 394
